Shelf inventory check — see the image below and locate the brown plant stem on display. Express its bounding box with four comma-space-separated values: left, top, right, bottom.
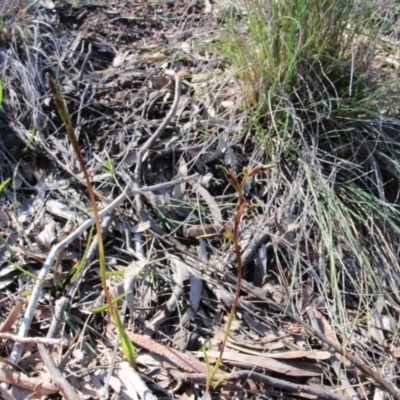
206, 170, 249, 390
170, 369, 348, 400
46, 73, 136, 366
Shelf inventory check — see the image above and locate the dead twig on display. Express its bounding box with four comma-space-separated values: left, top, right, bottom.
0, 333, 66, 346
168, 369, 349, 400
0, 368, 59, 395
37, 344, 79, 400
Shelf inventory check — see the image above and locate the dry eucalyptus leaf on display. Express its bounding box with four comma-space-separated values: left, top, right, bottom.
46, 199, 82, 221
199, 351, 323, 377
165, 257, 190, 313
253, 244, 267, 287
117, 362, 157, 400
36, 220, 58, 250
242, 312, 269, 336
130, 221, 151, 233
368, 297, 386, 346
300, 277, 314, 312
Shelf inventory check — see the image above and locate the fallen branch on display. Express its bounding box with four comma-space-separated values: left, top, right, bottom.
0, 368, 59, 395
168, 369, 348, 400
0, 333, 66, 346
38, 344, 79, 400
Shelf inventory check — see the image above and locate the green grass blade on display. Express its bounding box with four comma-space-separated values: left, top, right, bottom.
0, 178, 10, 194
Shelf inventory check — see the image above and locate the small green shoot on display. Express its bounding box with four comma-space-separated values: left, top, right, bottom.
203, 346, 212, 389
69, 224, 95, 283
90, 293, 126, 313
103, 159, 115, 174
0, 178, 10, 194
213, 373, 227, 391
23, 126, 37, 153
8, 261, 43, 283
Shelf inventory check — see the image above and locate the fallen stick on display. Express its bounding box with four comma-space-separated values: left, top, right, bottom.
38, 344, 79, 400
168, 369, 349, 400
0, 333, 66, 346
0, 368, 59, 395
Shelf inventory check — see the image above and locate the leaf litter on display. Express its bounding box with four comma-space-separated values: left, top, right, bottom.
0, 1, 399, 399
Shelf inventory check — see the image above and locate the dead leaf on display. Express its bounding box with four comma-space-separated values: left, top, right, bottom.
127, 332, 220, 374
392, 347, 400, 358
0, 209, 9, 227
172, 158, 188, 201
0, 368, 59, 395
117, 362, 157, 400
0, 299, 24, 333
369, 297, 386, 346
257, 350, 331, 361
36, 220, 58, 250
300, 277, 314, 313
311, 305, 351, 367
130, 221, 151, 233
198, 351, 323, 377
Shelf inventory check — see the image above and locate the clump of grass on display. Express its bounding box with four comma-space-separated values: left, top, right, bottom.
218, 0, 364, 110
215, 0, 400, 345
